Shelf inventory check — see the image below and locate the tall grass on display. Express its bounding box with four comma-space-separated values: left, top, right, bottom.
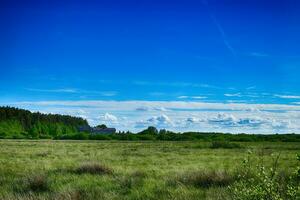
23, 174, 50, 192
174, 170, 236, 188
0, 140, 298, 200
210, 141, 243, 149
74, 163, 113, 175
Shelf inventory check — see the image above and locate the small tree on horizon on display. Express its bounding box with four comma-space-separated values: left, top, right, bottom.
138, 126, 158, 135
96, 124, 107, 129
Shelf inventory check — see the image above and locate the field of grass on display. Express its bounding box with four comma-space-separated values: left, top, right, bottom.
0, 140, 299, 200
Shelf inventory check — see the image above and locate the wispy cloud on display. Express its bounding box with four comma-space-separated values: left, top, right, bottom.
26, 88, 117, 96
246, 86, 256, 90
202, 0, 236, 57
133, 81, 219, 89
274, 94, 300, 99
177, 96, 207, 99
247, 52, 269, 57
224, 93, 259, 98
26, 88, 78, 93
224, 93, 242, 97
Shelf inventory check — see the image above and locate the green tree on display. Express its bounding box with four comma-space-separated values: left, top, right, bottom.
96, 124, 107, 129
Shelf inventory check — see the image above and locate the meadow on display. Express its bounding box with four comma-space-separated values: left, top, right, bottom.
0, 140, 299, 200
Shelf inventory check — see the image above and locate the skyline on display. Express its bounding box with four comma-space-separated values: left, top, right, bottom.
1, 0, 300, 133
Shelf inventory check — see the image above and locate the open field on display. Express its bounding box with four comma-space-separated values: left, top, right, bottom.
0, 140, 299, 200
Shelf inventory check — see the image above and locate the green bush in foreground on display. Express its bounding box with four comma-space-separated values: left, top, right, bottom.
230, 153, 300, 200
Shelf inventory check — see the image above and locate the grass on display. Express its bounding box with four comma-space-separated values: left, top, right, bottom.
0, 140, 299, 199
74, 163, 113, 175
174, 170, 236, 188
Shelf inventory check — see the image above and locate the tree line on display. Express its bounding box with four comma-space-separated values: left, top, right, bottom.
0, 106, 88, 139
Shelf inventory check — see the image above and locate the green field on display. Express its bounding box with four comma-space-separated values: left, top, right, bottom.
0, 140, 299, 200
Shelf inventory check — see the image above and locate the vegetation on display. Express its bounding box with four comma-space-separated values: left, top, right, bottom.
230, 151, 300, 199
74, 163, 113, 175
0, 140, 299, 199
210, 141, 243, 149
23, 174, 51, 193
0, 106, 88, 139
1, 107, 299, 199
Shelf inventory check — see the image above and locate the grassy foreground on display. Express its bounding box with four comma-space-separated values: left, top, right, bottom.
0, 140, 299, 200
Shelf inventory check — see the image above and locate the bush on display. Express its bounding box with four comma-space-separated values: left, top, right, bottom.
210, 141, 242, 149
24, 174, 50, 192
58, 133, 89, 140
230, 152, 300, 200
136, 134, 156, 140
75, 163, 113, 175
89, 134, 112, 140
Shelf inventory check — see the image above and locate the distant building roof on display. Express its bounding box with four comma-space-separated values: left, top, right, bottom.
78, 126, 116, 134
78, 126, 92, 132
92, 128, 116, 134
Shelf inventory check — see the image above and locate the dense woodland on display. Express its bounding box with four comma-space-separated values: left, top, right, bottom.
0, 106, 300, 142
0, 106, 88, 139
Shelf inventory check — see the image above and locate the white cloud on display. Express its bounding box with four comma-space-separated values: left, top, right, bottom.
9, 100, 300, 113
224, 93, 259, 98
192, 96, 207, 99
26, 88, 117, 96
177, 96, 207, 99
136, 106, 167, 112
208, 113, 238, 126
274, 95, 300, 99
177, 96, 188, 99
103, 113, 118, 121
26, 88, 78, 93
185, 117, 203, 124
153, 107, 167, 111
133, 81, 218, 89
248, 52, 269, 57
224, 93, 242, 97
135, 114, 173, 128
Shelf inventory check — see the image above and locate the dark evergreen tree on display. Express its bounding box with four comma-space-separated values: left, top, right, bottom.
0, 106, 88, 138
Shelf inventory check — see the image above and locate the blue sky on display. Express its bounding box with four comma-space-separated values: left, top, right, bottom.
1, 0, 300, 133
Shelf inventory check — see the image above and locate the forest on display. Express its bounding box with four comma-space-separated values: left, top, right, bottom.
0, 106, 88, 139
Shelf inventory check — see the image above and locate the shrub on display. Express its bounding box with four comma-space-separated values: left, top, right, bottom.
24, 174, 50, 192
58, 133, 89, 140
75, 163, 113, 175
210, 141, 242, 149
89, 134, 111, 140
230, 153, 300, 200
136, 134, 156, 140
